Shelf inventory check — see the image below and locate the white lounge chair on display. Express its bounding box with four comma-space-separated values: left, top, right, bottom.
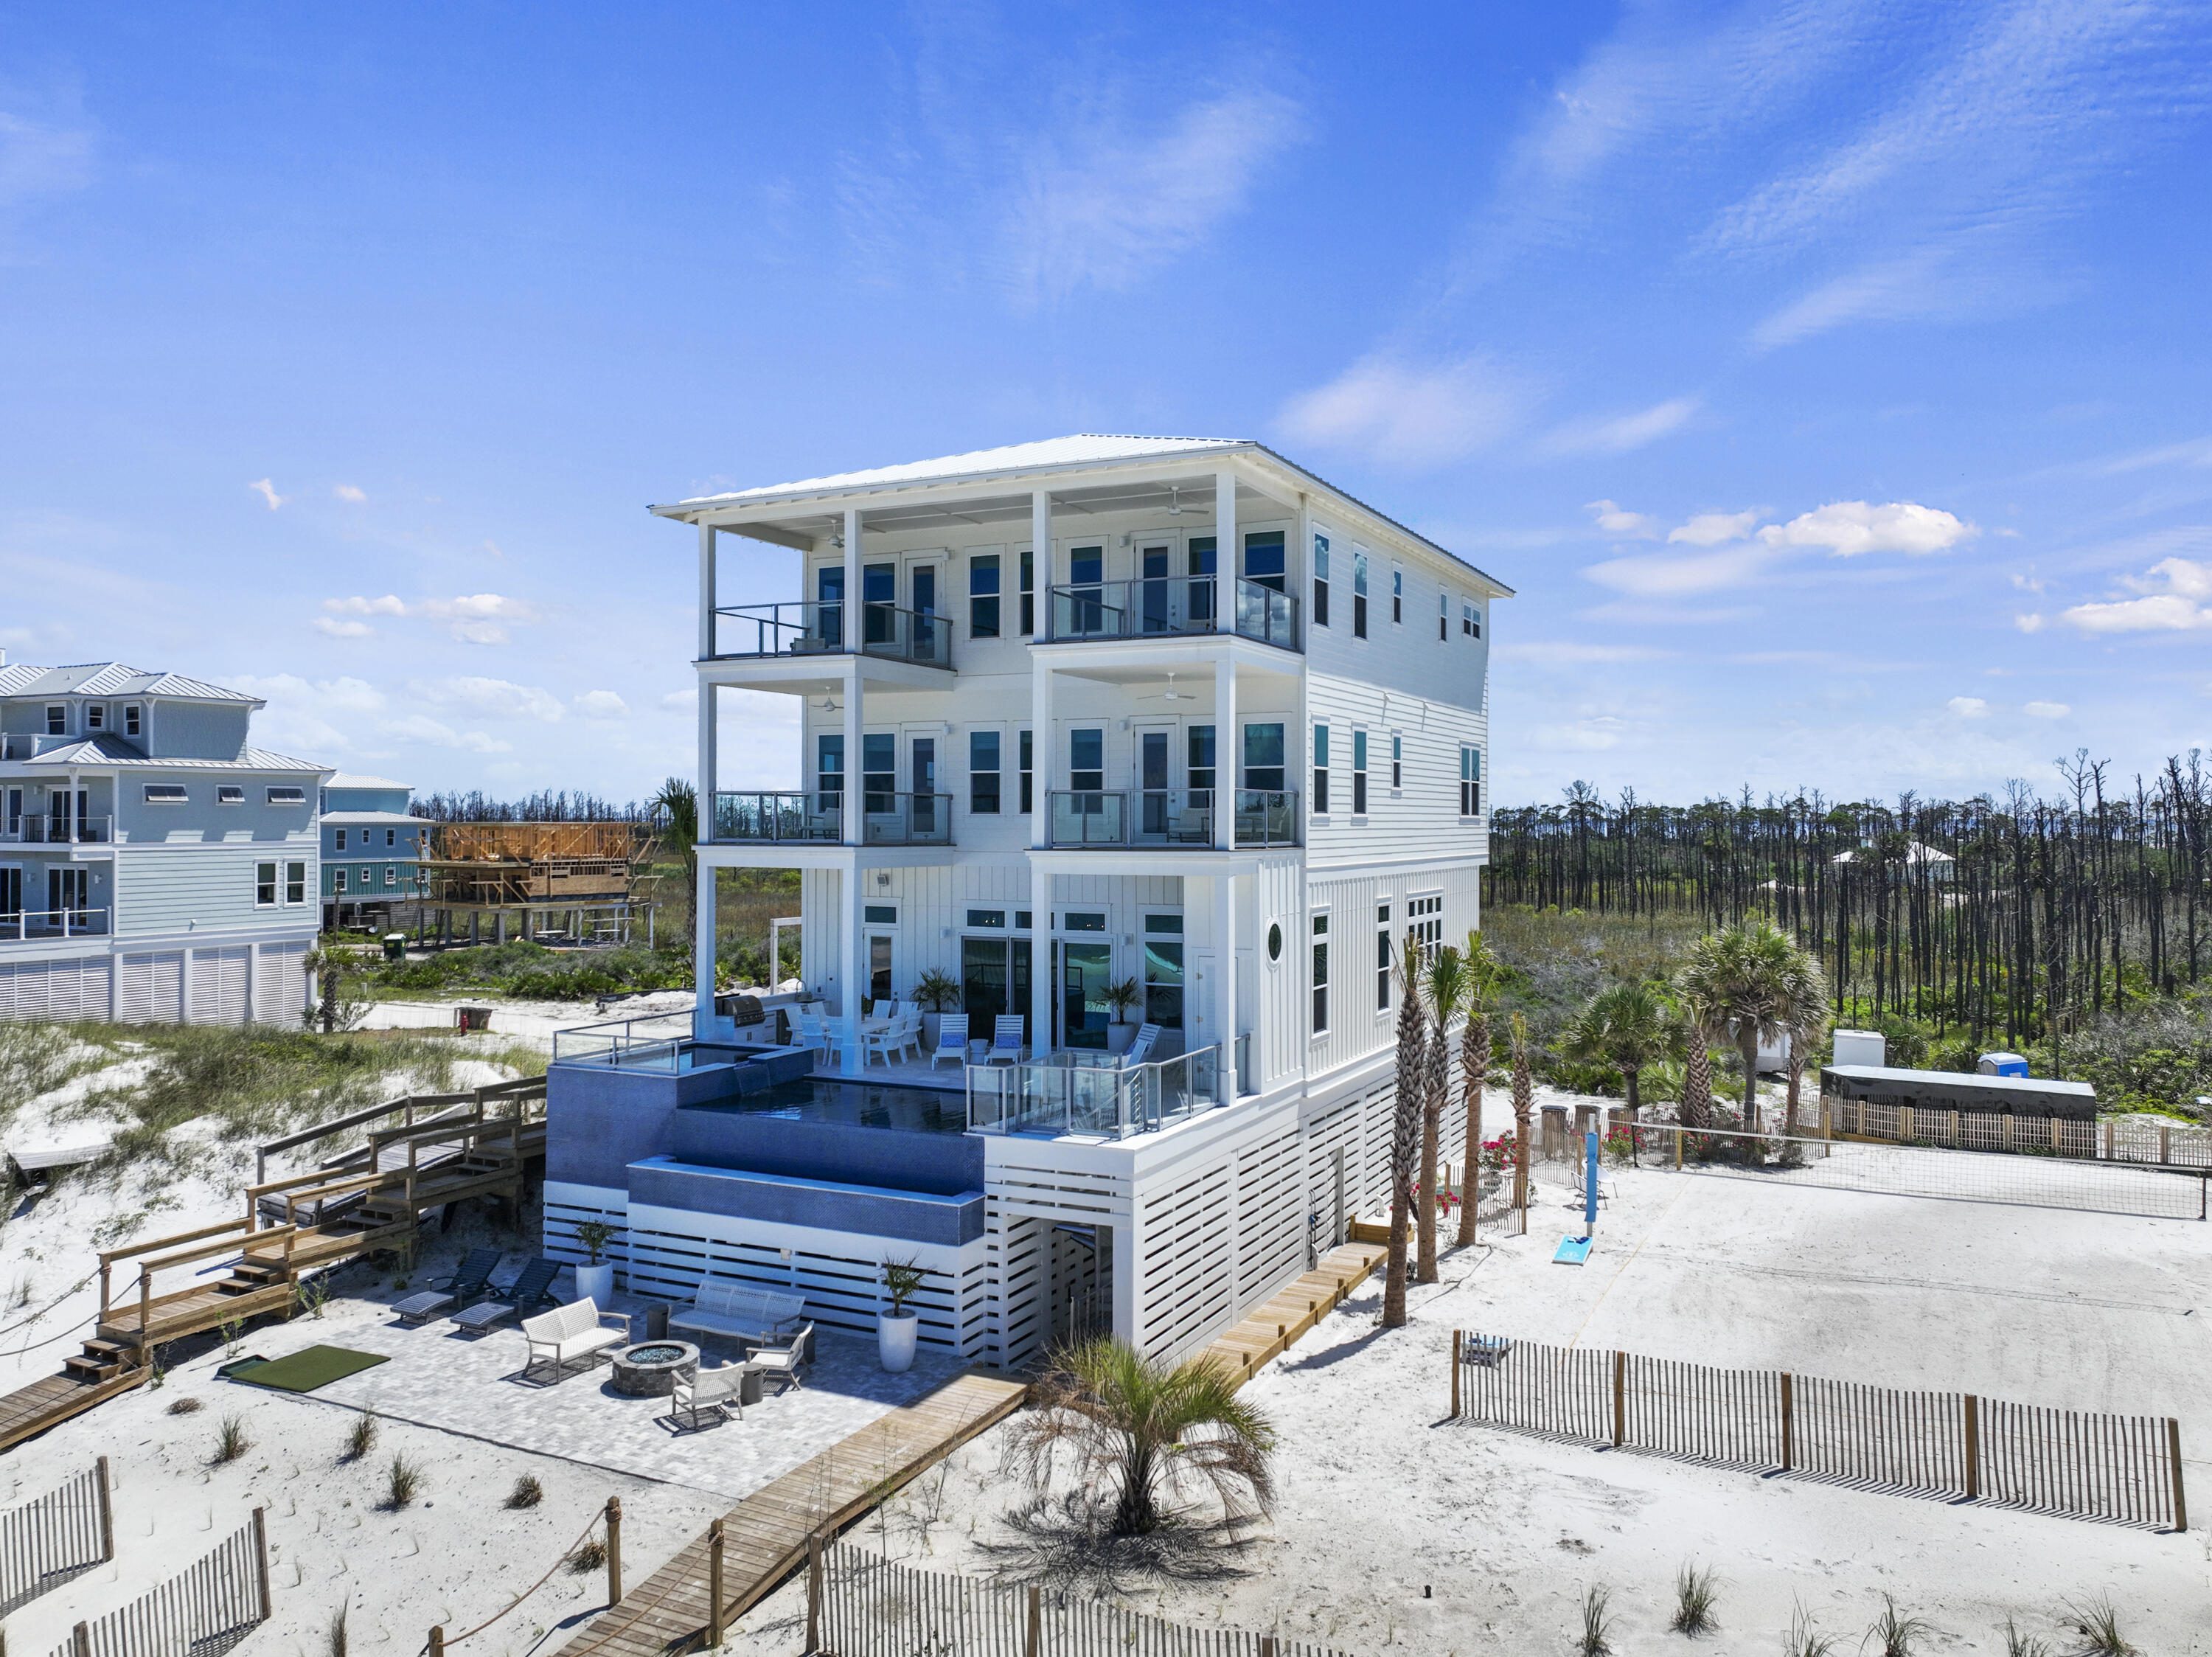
670, 1363, 753, 1430
986, 1014, 1027, 1065
931, 1015, 969, 1070
1120, 1022, 1164, 1067
520, 1297, 630, 1383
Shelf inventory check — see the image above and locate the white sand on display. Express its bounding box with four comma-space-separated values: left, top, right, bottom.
714, 1154, 2212, 1656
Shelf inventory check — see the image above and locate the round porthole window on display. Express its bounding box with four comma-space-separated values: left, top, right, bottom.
1267, 922, 1283, 962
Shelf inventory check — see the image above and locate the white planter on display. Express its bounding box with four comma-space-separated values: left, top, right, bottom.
574, 1262, 616, 1305
878, 1310, 919, 1372
1106, 1022, 1136, 1056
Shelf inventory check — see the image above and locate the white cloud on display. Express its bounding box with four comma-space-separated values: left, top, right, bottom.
415, 677, 565, 723
574, 690, 630, 720
324, 595, 408, 616
0, 104, 96, 214
2099, 436, 2212, 474
2009, 570, 2045, 594
248, 478, 285, 511
1539, 397, 1699, 456
223, 673, 386, 757
1584, 500, 1658, 539
1533, 715, 1630, 752
2024, 701, 2070, 719
386, 715, 512, 754
2015, 613, 2047, 633
1006, 88, 1304, 305
312, 617, 372, 639
1947, 697, 1989, 718
1756, 501, 1975, 557
1497, 641, 1672, 665
319, 592, 539, 645
1277, 353, 1532, 468
2061, 557, 2212, 633
1583, 543, 1771, 597
1668, 510, 1760, 547
658, 688, 698, 712
333, 484, 366, 503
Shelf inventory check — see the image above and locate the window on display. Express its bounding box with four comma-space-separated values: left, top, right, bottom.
1377, 901, 1393, 1010
285, 861, 307, 904
45, 706, 63, 735
1410, 894, 1444, 956
1144, 913, 1184, 1029
1461, 746, 1481, 816
1312, 533, 1330, 628
1070, 545, 1103, 588
1243, 723, 1284, 793
969, 554, 1001, 637
1020, 549, 1034, 635
256, 861, 277, 906
359, 865, 374, 888
1392, 569, 1403, 625
1311, 724, 1329, 814
869, 934, 893, 1001
1018, 729, 1033, 814
1069, 729, 1104, 792
1312, 914, 1329, 1033
1352, 552, 1369, 638
1440, 592, 1450, 642
266, 786, 305, 805
1243, 529, 1286, 593
1187, 725, 1215, 799
818, 733, 844, 813
1352, 730, 1368, 816
1464, 600, 1480, 638
862, 732, 896, 811
1016, 910, 1032, 929
865, 904, 897, 924
1063, 911, 1107, 932
124, 706, 141, 737
218, 786, 246, 805
143, 784, 187, 803
966, 908, 1006, 928
334, 828, 348, 850
1391, 733, 1403, 791
86, 705, 104, 730
970, 730, 1001, 813
1267, 922, 1282, 961
385, 828, 397, 847
1188, 537, 1217, 622
384, 865, 397, 889
333, 866, 347, 894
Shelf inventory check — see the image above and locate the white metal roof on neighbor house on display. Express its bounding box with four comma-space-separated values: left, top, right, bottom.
0, 662, 265, 704
0, 738, 327, 773
323, 810, 431, 826
655, 433, 1517, 594
325, 772, 414, 792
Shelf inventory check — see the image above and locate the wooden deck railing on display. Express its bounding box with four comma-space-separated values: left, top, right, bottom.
1453, 1332, 2187, 1531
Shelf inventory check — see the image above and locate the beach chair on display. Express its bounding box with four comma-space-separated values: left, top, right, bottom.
669, 1363, 753, 1431
392, 1246, 501, 1326
748, 1323, 814, 1394
450, 1299, 515, 1335
986, 1014, 1027, 1065
1119, 1023, 1164, 1068
496, 1257, 563, 1314
931, 1015, 969, 1070
520, 1297, 630, 1383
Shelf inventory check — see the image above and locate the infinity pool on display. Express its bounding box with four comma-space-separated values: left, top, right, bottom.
684, 1076, 970, 1134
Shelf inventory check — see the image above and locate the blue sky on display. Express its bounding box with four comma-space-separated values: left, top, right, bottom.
4, 2, 2210, 807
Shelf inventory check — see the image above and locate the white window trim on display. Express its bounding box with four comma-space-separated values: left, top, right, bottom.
1310, 906, 1332, 1041
218, 786, 245, 805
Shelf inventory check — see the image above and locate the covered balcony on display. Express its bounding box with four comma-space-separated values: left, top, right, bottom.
711, 790, 953, 847
1046, 576, 1299, 653
1046, 790, 1298, 849
708, 600, 952, 669
964, 1043, 1223, 1139
0, 814, 112, 844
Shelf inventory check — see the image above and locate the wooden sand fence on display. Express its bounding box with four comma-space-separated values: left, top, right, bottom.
50, 1509, 269, 1657
1452, 1333, 2186, 1531
0, 1460, 113, 1615
815, 1541, 1350, 1657
1820, 1095, 2212, 1169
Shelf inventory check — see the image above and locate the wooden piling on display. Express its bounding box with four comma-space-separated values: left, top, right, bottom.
605, 1496, 622, 1607
707, 1518, 725, 1647
2169, 1419, 2188, 1532
1451, 1330, 1461, 1417
95, 1455, 114, 1561
1964, 1395, 1981, 1499
806, 1532, 824, 1653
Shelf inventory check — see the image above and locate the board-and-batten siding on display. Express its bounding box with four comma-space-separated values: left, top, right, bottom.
1300, 864, 1482, 1083
0, 956, 111, 1021
800, 863, 1037, 1013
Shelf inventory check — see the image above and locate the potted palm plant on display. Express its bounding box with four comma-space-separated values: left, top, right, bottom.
573, 1220, 617, 1305
914, 968, 962, 1052
1104, 976, 1143, 1055
879, 1257, 926, 1372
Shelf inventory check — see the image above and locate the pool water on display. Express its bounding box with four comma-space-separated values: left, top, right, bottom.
686, 1076, 969, 1134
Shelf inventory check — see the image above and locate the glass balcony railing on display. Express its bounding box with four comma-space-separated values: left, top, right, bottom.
966, 1043, 1222, 1138
1047, 790, 1298, 848
709, 601, 952, 668
551, 1009, 698, 1070
0, 816, 112, 844
1046, 576, 1299, 650
710, 791, 954, 847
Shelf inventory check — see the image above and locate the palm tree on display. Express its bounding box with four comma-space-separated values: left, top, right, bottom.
1010, 1337, 1276, 1535
1382, 937, 1427, 1328
1562, 981, 1673, 1119
1677, 996, 1717, 1134
1509, 1012, 1534, 1211
1456, 933, 1505, 1247
1677, 921, 1820, 1133
650, 777, 700, 886
1416, 944, 1467, 1283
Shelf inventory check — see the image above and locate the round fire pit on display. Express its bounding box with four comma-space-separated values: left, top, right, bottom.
609, 1341, 698, 1397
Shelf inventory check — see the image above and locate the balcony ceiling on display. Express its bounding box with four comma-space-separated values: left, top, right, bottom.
712, 473, 1284, 549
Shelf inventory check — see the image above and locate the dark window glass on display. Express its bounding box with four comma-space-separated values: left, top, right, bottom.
1071, 546, 1103, 586
1188, 726, 1215, 794
818, 565, 845, 648
1310, 724, 1328, 813
967, 908, 1006, 928
1312, 914, 1329, 1032
1019, 729, 1033, 813
1064, 911, 1107, 932
1242, 529, 1285, 594
1020, 549, 1034, 634
1312, 535, 1329, 628
969, 555, 1000, 637
862, 732, 896, 811
1188, 537, 1217, 622
1243, 723, 1285, 793
864, 904, 897, 924
970, 730, 1001, 813
1070, 729, 1104, 792
818, 733, 845, 812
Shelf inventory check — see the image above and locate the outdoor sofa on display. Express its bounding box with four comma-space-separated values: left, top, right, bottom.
670, 1280, 807, 1349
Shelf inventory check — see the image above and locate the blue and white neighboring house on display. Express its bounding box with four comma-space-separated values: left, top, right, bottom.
0, 659, 328, 1024
319, 773, 430, 933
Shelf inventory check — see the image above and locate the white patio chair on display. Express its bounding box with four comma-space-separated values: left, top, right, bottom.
748, 1323, 813, 1394
669, 1363, 753, 1430
931, 1015, 970, 1070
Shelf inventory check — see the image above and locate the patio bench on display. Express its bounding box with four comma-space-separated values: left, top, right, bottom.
670, 1280, 807, 1349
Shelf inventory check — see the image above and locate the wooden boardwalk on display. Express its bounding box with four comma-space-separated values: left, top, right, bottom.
1202, 1240, 1388, 1389
0, 1370, 147, 1455
550, 1369, 1028, 1657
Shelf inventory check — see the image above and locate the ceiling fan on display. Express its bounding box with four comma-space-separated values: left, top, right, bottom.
1140, 673, 1197, 703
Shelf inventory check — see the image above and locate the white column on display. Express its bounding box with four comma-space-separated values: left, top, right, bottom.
1031, 488, 1050, 637
1213, 654, 1235, 851
844, 506, 863, 648
842, 509, 865, 850
1215, 468, 1237, 614
841, 862, 865, 1074
1111, 1220, 1139, 1353
1030, 658, 1054, 850
697, 522, 716, 659
1215, 872, 1238, 1100
694, 858, 717, 1033
698, 681, 717, 825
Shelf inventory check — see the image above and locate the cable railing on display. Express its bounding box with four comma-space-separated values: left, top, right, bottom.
1046, 789, 1298, 847
0, 908, 109, 942
1046, 574, 1300, 650
966, 1043, 1222, 1138
709, 600, 953, 667
0, 816, 112, 844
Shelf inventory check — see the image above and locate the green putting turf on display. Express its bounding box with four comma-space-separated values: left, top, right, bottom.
226, 1345, 390, 1393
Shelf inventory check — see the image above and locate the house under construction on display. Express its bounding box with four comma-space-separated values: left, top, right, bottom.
415, 820, 662, 947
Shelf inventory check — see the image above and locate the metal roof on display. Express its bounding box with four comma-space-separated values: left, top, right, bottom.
2, 740, 327, 773
323, 810, 431, 825
325, 773, 414, 791
1823, 1064, 2095, 1097
0, 662, 264, 704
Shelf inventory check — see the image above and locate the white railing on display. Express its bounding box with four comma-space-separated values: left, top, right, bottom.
966, 1043, 1221, 1138
0, 817, 112, 844
0, 909, 111, 942
550, 1008, 698, 1070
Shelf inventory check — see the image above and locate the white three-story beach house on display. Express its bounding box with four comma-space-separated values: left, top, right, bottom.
0, 660, 326, 1024
544, 437, 1509, 1371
